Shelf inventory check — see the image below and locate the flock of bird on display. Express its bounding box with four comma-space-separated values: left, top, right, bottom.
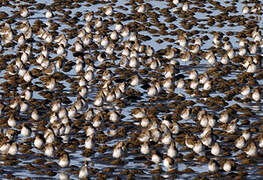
0, 0, 262, 179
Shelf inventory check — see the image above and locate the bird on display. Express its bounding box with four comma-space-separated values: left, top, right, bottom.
21, 123, 32, 137
45, 9, 53, 19
34, 133, 45, 149
79, 161, 89, 179
112, 142, 125, 159
208, 159, 219, 173
58, 151, 70, 168
20, 6, 29, 18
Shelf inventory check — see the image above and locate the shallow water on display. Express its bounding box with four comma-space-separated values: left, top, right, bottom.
0, 0, 263, 179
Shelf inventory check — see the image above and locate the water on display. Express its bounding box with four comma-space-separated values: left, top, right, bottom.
0, 0, 263, 179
